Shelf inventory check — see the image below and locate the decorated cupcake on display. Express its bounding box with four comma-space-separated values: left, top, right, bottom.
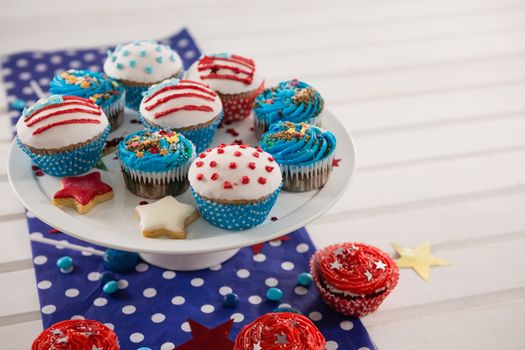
103, 40, 184, 110
16, 95, 110, 177
260, 121, 336, 192
311, 242, 400, 317
32, 319, 119, 349
234, 312, 325, 350
50, 69, 125, 130
139, 78, 223, 153
253, 79, 324, 137
185, 52, 264, 123
117, 129, 195, 199
188, 144, 282, 230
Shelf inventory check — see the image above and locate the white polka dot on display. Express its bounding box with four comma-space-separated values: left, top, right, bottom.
357, 348, 371, 350
33, 255, 47, 265
309, 311, 323, 321
50, 55, 62, 64
69, 60, 82, 68
294, 286, 308, 295
16, 58, 29, 67
177, 38, 189, 48
326, 341, 339, 350
30, 232, 42, 238
219, 286, 232, 296
4, 81, 14, 89
278, 303, 292, 309
296, 243, 309, 253
265, 278, 279, 287
65, 49, 76, 56
191, 278, 204, 287
41, 305, 56, 314
209, 264, 222, 271
38, 77, 50, 86
129, 332, 144, 343
340, 320, 354, 330
93, 297, 108, 307
231, 313, 244, 323
88, 65, 100, 72
2, 67, 12, 76
248, 295, 262, 305
71, 315, 85, 320
104, 323, 114, 330
281, 261, 295, 271
236, 269, 250, 278
37, 280, 52, 290
269, 240, 282, 247
35, 63, 47, 72
65, 288, 80, 298
253, 253, 266, 262
87, 272, 101, 281
184, 50, 196, 59
181, 321, 191, 332
151, 313, 166, 323
55, 240, 69, 249
201, 304, 215, 313
135, 263, 149, 272
143, 288, 157, 298
118, 279, 129, 289
122, 305, 136, 314
19, 72, 32, 81
161, 342, 175, 350
83, 53, 96, 61
171, 296, 185, 305
162, 271, 176, 279
81, 247, 96, 256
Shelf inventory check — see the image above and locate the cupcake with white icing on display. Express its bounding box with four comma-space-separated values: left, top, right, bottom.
16, 95, 110, 176
185, 52, 264, 123
139, 78, 223, 153
103, 40, 184, 110
188, 144, 282, 230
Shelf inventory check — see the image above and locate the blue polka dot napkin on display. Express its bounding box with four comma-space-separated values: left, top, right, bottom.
1, 29, 377, 350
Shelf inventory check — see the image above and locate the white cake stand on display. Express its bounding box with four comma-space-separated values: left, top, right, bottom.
8, 111, 355, 270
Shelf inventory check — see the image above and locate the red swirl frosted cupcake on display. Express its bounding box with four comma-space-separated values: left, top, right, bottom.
32, 319, 119, 350
311, 242, 399, 316
234, 312, 325, 350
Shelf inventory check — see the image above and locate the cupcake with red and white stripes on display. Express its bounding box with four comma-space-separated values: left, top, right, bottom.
16, 95, 110, 177
185, 52, 264, 123
139, 78, 223, 153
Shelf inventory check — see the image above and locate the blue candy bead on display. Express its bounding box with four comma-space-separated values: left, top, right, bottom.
273, 307, 303, 314
297, 272, 313, 287
266, 287, 283, 301
100, 271, 116, 285
9, 99, 26, 111
103, 249, 139, 273
56, 256, 73, 270
102, 280, 119, 294
223, 293, 240, 307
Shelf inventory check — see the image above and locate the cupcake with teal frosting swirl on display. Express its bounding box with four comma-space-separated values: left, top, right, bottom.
118, 129, 195, 199
260, 121, 336, 192
253, 79, 324, 137
50, 69, 125, 130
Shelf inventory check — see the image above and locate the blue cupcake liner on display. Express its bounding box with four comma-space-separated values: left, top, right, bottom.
16, 126, 110, 177
139, 110, 223, 154
191, 184, 283, 231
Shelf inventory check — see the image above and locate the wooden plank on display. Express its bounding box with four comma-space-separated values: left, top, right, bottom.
0, 269, 38, 323
0, 182, 25, 217
0, 320, 41, 349
0, 218, 30, 270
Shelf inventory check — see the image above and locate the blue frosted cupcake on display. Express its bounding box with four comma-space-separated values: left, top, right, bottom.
188, 144, 283, 230
103, 40, 184, 110
50, 69, 125, 130
118, 129, 195, 199
260, 121, 336, 192
139, 78, 223, 153
15, 95, 110, 177
253, 79, 324, 137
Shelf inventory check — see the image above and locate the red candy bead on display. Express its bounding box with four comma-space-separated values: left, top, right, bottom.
217, 148, 225, 154
229, 162, 237, 169
219, 143, 227, 148
211, 173, 219, 181
196, 161, 204, 168
234, 151, 242, 157
241, 176, 250, 184
210, 161, 217, 168
32, 165, 39, 171
223, 181, 233, 189
35, 170, 44, 177
265, 166, 274, 172
256, 147, 263, 152
248, 162, 256, 170
253, 152, 260, 158
268, 157, 274, 162
196, 173, 204, 181
206, 148, 212, 152
199, 153, 206, 158
258, 177, 267, 184
150, 147, 159, 154
240, 144, 247, 149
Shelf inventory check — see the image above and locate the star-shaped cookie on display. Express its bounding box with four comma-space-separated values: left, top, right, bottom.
52, 172, 113, 214
135, 196, 199, 239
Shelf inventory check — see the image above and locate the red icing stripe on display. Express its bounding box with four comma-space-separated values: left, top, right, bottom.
179, 79, 212, 88
198, 63, 252, 76
26, 107, 102, 127
145, 92, 215, 111
197, 56, 255, 85
200, 56, 255, 70
32, 118, 101, 135
143, 84, 217, 103
200, 73, 253, 85
154, 105, 214, 119
24, 101, 100, 122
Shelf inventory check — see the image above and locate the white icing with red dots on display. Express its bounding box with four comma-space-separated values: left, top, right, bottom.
188, 144, 282, 201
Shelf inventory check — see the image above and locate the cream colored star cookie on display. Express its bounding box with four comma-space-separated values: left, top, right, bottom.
135, 196, 199, 239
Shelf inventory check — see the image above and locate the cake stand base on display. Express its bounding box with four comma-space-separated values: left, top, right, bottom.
139, 248, 240, 271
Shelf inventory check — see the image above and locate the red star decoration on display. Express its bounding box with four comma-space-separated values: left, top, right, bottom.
251, 235, 290, 255
48, 228, 61, 234
177, 319, 234, 350
332, 158, 342, 167
226, 128, 240, 137
232, 139, 244, 145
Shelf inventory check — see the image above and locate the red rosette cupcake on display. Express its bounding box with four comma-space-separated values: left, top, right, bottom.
32, 319, 119, 350
185, 52, 264, 123
311, 242, 399, 317
234, 312, 325, 350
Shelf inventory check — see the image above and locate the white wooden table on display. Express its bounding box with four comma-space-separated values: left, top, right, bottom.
1, 0, 525, 348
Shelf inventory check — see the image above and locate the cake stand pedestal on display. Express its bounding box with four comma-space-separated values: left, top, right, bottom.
139, 248, 240, 271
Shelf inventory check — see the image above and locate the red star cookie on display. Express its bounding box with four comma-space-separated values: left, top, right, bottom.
52, 172, 113, 214
177, 319, 234, 350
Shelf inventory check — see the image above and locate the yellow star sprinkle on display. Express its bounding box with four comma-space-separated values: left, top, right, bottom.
160, 148, 168, 156
136, 151, 144, 158
391, 242, 450, 281
166, 134, 179, 144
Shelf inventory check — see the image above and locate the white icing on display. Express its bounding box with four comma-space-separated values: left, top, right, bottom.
16, 98, 109, 149
140, 80, 223, 128
185, 53, 263, 95
325, 281, 387, 298
135, 196, 197, 234
188, 145, 282, 201
103, 41, 183, 84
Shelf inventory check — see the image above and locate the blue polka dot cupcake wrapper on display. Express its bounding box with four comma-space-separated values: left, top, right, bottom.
102, 91, 126, 130
254, 114, 322, 138
16, 126, 110, 177
139, 110, 223, 154
190, 184, 282, 231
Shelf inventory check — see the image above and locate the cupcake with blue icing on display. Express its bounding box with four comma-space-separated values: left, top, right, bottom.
139, 78, 223, 153
117, 129, 195, 199
260, 121, 336, 192
253, 79, 324, 137
50, 69, 125, 130
103, 40, 184, 110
